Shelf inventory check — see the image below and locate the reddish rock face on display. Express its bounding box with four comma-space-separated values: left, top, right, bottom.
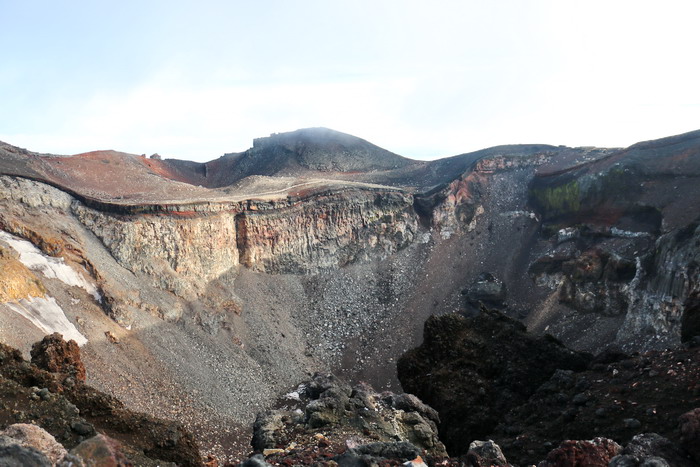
30, 333, 86, 382
538, 438, 621, 467
679, 408, 700, 463
70, 434, 133, 466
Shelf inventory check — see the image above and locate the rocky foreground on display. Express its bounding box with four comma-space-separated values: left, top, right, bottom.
0, 333, 200, 466
1, 310, 698, 466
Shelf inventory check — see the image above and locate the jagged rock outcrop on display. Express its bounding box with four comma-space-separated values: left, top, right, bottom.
30, 332, 86, 382
251, 373, 447, 464
237, 190, 417, 273
397, 309, 591, 456
0, 338, 202, 466
526, 131, 700, 351
618, 221, 700, 347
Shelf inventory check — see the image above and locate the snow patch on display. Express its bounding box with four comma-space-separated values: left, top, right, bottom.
0, 230, 101, 301
6, 296, 87, 346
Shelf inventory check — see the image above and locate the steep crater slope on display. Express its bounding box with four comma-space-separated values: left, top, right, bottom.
1, 128, 699, 460
526, 129, 700, 350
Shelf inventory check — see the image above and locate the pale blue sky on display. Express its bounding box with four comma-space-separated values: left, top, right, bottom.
1, 1, 699, 161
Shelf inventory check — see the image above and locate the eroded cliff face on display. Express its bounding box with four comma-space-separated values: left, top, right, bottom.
617, 222, 700, 347
426, 154, 549, 235
525, 135, 700, 350
237, 190, 417, 273
73, 188, 417, 296
74, 206, 240, 299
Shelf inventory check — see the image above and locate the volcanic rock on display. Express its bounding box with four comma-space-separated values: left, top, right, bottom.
0, 424, 68, 464
30, 333, 86, 382
397, 308, 591, 456
679, 408, 700, 463
462, 272, 507, 311
609, 433, 695, 467
537, 437, 621, 467
70, 434, 133, 466
250, 373, 446, 465
681, 291, 700, 343
466, 439, 511, 467
0, 340, 201, 466
0, 443, 51, 467
491, 345, 700, 465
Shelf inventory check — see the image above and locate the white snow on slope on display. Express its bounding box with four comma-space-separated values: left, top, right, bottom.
0, 230, 101, 301
0, 230, 93, 346
5, 297, 88, 346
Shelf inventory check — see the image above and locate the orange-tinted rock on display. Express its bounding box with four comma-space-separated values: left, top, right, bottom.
30, 333, 86, 382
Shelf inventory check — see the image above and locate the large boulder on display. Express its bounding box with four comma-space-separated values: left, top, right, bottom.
462, 272, 507, 310
0, 424, 67, 465
70, 434, 133, 466
538, 438, 621, 467
397, 309, 591, 455
609, 433, 695, 467
30, 333, 86, 382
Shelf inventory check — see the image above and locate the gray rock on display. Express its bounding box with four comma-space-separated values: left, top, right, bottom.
0, 424, 67, 465
467, 439, 509, 466
240, 454, 273, 467
609, 454, 640, 467
624, 418, 642, 429
640, 457, 670, 467
0, 444, 52, 467
619, 433, 695, 467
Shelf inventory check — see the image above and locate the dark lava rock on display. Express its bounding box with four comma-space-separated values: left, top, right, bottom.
538, 437, 621, 467
679, 408, 700, 463
30, 333, 86, 382
0, 443, 51, 467
492, 345, 700, 466
681, 291, 700, 343
333, 441, 425, 466
396, 308, 591, 456
609, 433, 696, 467
462, 272, 507, 309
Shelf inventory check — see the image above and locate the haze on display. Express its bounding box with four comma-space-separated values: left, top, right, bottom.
1, 0, 699, 161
